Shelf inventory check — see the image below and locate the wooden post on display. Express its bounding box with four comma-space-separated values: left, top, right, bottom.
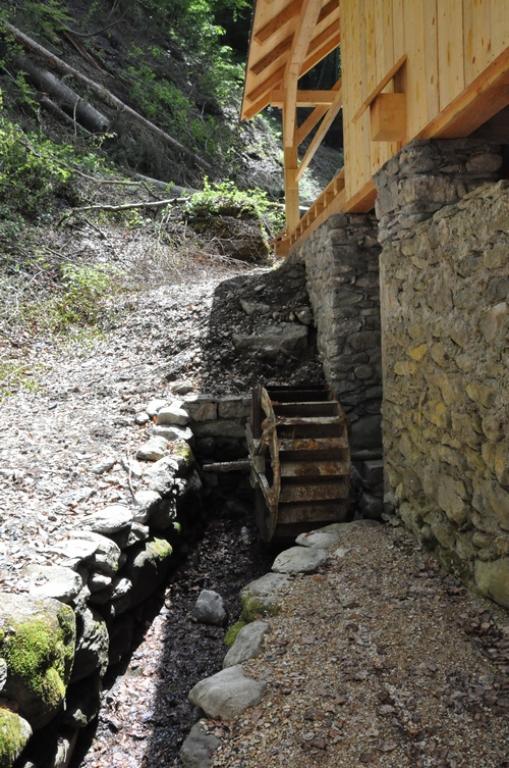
283, 115, 299, 233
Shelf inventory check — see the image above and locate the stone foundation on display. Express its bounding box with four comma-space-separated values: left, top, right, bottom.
294, 214, 384, 512
374, 139, 509, 608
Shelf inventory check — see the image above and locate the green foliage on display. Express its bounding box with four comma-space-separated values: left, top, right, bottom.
185, 179, 285, 231
45, 263, 115, 332
224, 619, 247, 647
18, 0, 71, 41
0, 361, 41, 402
0, 112, 71, 218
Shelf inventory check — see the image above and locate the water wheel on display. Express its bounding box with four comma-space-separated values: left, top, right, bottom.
247, 384, 351, 542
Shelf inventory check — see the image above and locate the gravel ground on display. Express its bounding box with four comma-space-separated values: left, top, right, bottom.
211, 522, 509, 768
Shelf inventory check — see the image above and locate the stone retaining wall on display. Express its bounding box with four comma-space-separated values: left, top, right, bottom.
0, 390, 258, 768
374, 139, 509, 609
294, 214, 384, 513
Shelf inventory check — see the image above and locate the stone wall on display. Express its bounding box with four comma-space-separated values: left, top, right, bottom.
294, 214, 384, 513
374, 139, 509, 609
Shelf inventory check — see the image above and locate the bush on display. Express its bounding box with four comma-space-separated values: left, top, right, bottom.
0, 116, 71, 218
185, 179, 285, 232
48, 263, 114, 331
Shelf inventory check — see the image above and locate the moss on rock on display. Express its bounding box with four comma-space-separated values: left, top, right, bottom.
224, 619, 247, 648
0, 593, 76, 729
0, 708, 32, 768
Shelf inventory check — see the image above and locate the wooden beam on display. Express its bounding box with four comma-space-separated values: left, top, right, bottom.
255, 0, 338, 45
418, 46, 509, 139
300, 31, 341, 78
255, 0, 302, 44
296, 105, 329, 145
343, 179, 377, 213
295, 77, 341, 143
296, 85, 342, 180
283, 140, 300, 232
353, 54, 407, 122
283, 0, 323, 147
250, 18, 340, 79
370, 93, 406, 141
270, 89, 338, 108
246, 65, 285, 104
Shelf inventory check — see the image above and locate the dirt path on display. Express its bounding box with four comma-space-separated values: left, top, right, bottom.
0, 261, 248, 592
211, 522, 509, 768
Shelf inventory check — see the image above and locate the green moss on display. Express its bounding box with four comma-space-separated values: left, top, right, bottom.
240, 594, 280, 623
224, 619, 247, 648
147, 538, 173, 560
0, 603, 76, 719
173, 440, 194, 464
0, 709, 31, 768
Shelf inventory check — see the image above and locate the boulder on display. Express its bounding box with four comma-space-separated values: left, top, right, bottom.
20, 565, 83, 605
223, 621, 269, 668
88, 505, 133, 535
180, 721, 220, 768
296, 530, 345, 550
152, 424, 194, 442
233, 324, 308, 360
0, 708, 32, 767
0, 593, 75, 729
63, 675, 101, 728
114, 538, 173, 613
145, 398, 168, 418
133, 490, 161, 524
192, 590, 226, 626
157, 403, 190, 426
72, 606, 109, 682
142, 456, 179, 495
188, 665, 267, 719
54, 531, 122, 575
240, 572, 290, 621
137, 436, 169, 462
475, 558, 509, 608
272, 546, 329, 574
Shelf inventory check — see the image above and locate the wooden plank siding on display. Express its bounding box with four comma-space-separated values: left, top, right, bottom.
242, 0, 509, 252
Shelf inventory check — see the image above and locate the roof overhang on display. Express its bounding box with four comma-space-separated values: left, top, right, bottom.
241, 0, 341, 120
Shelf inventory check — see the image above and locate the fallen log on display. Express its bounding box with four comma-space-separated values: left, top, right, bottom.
5, 22, 212, 173
20, 57, 110, 132
39, 95, 93, 135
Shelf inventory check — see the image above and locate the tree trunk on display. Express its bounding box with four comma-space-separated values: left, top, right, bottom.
5, 22, 212, 173
19, 57, 110, 132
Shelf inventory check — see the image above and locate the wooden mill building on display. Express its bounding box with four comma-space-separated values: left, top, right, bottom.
242, 0, 509, 253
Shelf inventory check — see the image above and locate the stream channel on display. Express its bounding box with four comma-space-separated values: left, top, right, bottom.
70, 497, 272, 768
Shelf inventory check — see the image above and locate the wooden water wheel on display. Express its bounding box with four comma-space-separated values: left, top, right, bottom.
247, 384, 351, 542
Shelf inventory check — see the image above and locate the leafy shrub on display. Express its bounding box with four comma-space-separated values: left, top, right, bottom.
185, 179, 285, 232
49, 263, 114, 331
0, 116, 71, 217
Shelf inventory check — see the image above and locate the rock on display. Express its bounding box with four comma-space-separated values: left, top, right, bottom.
142, 456, 179, 495
350, 415, 382, 452
134, 411, 150, 425
21, 565, 83, 605
0, 593, 75, 729
133, 489, 161, 524
137, 436, 169, 462
152, 424, 194, 442
180, 721, 220, 768
296, 530, 345, 550
125, 523, 150, 547
475, 558, 509, 608
192, 590, 226, 626
63, 675, 101, 728
223, 621, 269, 668
240, 572, 290, 620
272, 546, 329, 574
157, 403, 190, 426
183, 395, 217, 422
54, 531, 122, 576
188, 665, 267, 719
88, 572, 112, 594
359, 492, 384, 519
148, 497, 177, 531
0, 708, 32, 766
116, 538, 173, 613
172, 379, 194, 395
217, 397, 250, 419
295, 307, 313, 325
72, 606, 109, 682
88, 504, 133, 535
91, 458, 116, 475
233, 324, 308, 360
240, 299, 270, 316
146, 398, 168, 418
